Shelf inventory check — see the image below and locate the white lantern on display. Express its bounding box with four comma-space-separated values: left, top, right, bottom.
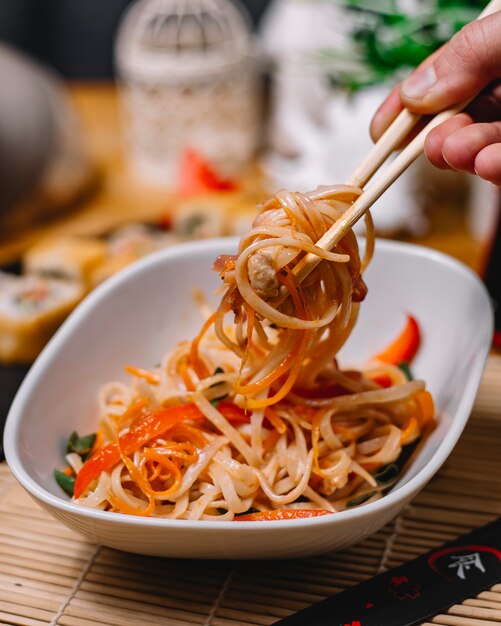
115, 0, 261, 186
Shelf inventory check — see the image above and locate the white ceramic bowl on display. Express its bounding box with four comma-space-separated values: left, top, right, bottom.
4, 238, 493, 559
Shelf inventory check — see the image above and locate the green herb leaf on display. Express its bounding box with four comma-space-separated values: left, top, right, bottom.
346, 491, 375, 507
374, 462, 400, 484
54, 469, 75, 497
66, 431, 96, 461
398, 362, 413, 380
216, 507, 228, 515
321, 0, 487, 92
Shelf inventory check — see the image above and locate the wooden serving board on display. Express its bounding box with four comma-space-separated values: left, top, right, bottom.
0, 355, 500, 626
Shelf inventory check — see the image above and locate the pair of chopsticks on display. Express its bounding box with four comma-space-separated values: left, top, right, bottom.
294, 0, 501, 284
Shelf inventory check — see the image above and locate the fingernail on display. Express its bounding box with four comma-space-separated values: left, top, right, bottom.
401, 66, 437, 100
370, 116, 382, 142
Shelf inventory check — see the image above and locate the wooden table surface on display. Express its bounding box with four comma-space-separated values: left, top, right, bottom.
0, 83, 486, 269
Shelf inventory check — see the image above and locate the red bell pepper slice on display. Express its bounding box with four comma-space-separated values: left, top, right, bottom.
216, 401, 249, 424
371, 374, 393, 388
374, 315, 421, 365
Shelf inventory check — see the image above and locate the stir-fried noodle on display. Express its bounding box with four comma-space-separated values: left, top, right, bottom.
64, 186, 434, 520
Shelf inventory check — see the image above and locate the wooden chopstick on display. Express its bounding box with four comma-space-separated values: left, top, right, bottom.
292, 0, 501, 285
346, 109, 421, 189
294, 102, 466, 283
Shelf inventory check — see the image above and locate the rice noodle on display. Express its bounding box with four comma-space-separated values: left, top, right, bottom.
70, 186, 434, 519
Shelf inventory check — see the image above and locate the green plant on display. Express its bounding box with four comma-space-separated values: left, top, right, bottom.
320, 0, 488, 91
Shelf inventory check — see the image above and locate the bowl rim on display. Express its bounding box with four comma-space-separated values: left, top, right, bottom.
4, 237, 494, 530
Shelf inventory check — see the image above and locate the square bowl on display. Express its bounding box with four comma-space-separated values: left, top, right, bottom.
4, 238, 493, 559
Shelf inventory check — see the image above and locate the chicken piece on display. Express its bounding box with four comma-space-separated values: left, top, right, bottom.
248, 251, 279, 300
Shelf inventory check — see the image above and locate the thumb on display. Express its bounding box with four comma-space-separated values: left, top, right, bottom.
400, 11, 501, 113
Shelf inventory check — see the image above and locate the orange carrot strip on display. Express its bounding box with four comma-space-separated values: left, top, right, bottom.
375, 315, 421, 364
237, 305, 255, 385
123, 399, 152, 431
145, 458, 163, 482
119, 448, 157, 497
237, 268, 308, 398
74, 403, 204, 498
166, 423, 207, 448
107, 491, 155, 517
74, 401, 247, 498
277, 269, 306, 319
243, 304, 255, 363
124, 366, 160, 385
243, 268, 309, 408
189, 313, 216, 379
119, 398, 149, 424
235, 509, 331, 521
400, 416, 420, 445
264, 407, 287, 434
246, 330, 311, 409
177, 356, 196, 391
415, 390, 435, 426
139, 450, 183, 497
236, 338, 300, 395
311, 411, 331, 478
113, 406, 182, 504
150, 442, 199, 464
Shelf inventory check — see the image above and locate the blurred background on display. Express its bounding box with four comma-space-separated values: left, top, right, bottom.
0, 0, 270, 78
0, 0, 499, 453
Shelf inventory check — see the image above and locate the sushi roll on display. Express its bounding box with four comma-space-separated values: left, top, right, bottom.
23, 237, 106, 291
92, 224, 179, 286
171, 196, 227, 239
0, 275, 84, 364
170, 191, 259, 240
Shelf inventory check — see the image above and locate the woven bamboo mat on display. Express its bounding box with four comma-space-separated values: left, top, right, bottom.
1, 356, 501, 626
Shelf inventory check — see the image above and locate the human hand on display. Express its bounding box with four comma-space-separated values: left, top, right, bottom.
370, 12, 501, 185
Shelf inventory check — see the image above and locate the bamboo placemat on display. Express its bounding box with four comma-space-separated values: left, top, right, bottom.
1, 355, 501, 626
